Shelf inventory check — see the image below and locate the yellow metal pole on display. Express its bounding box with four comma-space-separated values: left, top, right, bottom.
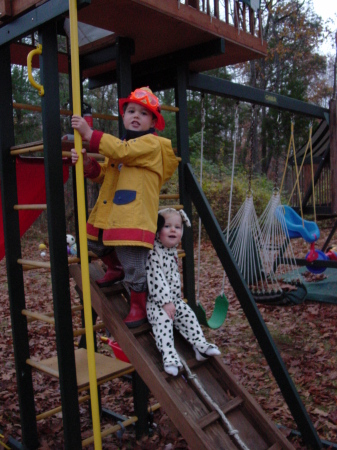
68, 1, 102, 448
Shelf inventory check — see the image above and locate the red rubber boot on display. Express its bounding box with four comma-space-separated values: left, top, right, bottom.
124, 290, 147, 328
96, 252, 124, 287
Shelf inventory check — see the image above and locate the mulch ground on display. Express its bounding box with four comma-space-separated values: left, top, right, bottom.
1, 223, 337, 449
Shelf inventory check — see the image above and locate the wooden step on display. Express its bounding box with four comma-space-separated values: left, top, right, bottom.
197, 397, 244, 429
69, 262, 295, 450
27, 347, 133, 389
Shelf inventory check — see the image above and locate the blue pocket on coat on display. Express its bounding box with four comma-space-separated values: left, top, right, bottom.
113, 190, 136, 205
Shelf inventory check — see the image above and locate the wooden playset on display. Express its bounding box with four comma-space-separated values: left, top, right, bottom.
1, 1, 336, 448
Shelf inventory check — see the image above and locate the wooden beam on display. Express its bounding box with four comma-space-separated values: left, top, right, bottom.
330, 99, 337, 214
0, 0, 12, 19
189, 72, 330, 120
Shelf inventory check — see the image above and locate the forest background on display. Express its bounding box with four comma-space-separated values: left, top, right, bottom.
2, 0, 337, 448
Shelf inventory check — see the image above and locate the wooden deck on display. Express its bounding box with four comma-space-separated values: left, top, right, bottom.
1, 0, 267, 80
70, 262, 294, 450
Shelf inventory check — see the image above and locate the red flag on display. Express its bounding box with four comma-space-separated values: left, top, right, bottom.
0, 157, 70, 261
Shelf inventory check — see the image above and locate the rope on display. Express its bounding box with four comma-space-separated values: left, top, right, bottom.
224, 104, 282, 296
274, 113, 281, 189
196, 94, 205, 305
179, 356, 250, 450
222, 103, 239, 294
291, 122, 303, 224
287, 124, 310, 204
279, 118, 297, 196
259, 189, 302, 285
279, 119, 304, 225
248, 105, 256, 194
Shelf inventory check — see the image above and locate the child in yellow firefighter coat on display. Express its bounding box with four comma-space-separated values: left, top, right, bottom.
71, 87, 178, 327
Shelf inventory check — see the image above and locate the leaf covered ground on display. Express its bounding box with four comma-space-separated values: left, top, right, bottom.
1, 225, 337, 449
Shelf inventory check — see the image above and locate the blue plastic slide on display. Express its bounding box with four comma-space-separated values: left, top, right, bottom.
275, 205, 320, 243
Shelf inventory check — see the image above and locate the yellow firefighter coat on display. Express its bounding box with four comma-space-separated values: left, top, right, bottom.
85, 130, 178, 249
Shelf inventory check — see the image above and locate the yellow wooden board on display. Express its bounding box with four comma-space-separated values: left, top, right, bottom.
36, 348, 133, 389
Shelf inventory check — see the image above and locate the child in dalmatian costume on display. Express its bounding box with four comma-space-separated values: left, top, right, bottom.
146, 208, 220, 376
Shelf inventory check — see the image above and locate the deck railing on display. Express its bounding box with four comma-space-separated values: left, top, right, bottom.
182, 0, 262, 39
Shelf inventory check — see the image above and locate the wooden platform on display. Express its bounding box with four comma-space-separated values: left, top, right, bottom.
27, 347, 133, 389
70, 262, 295, 450
2, 0, 267, 81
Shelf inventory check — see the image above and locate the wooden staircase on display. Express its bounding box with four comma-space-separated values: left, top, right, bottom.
70, 262, 295, 450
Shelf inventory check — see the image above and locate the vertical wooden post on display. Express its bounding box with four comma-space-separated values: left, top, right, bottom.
115, 36, 150, 438
175, 65, 196, 312
330, 98, 337, 214
39, 22, 82, 448
0, 42, 39, 450
116, 37, 134, 137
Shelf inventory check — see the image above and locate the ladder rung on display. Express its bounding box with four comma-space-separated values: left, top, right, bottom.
159, 204, 183, 211
161, 105, 179, 112
82, 416, 138, 447
14, 204, 47, 210
25, 304, 83, 323
81, 403, 160, 447
22, 309, 55, 325
73, 322, 106, 337
19, 256, 98, 271
71, 304, 84, 313
18, 259, 51, 269
177, 249, 186, 258
77, 369, 135, 394
159, 193, 179, 200
67, 252, 98, 265
36, 394, 90, 421
10, 144, 44, 155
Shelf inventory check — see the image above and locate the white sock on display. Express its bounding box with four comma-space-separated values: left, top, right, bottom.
193, 346, 208, 361
193, 345, 220, 361
205, 347, 221, 357
164, 365, 179, 376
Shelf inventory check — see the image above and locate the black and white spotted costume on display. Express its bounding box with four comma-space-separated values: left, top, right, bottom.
146, 237, 218, 369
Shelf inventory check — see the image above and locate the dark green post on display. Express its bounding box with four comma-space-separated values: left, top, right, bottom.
175, 65, 196, 311
115, 34, 149, 438
0, 43, 39, 450
39, 23, 82, 449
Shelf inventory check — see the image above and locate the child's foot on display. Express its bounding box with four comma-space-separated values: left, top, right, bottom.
164, 365, 179, 376
193, 345, 221, 361
205, 347, 221, 357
